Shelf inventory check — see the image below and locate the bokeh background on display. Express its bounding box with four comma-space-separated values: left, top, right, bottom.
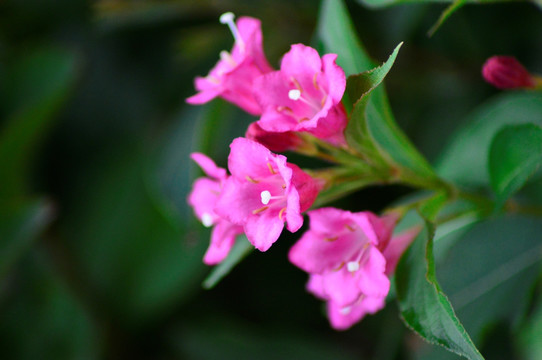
1, 0, 542, 359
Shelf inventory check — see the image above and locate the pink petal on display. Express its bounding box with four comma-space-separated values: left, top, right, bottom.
221, 60, 264, 115
289, 163, 320, 212
186, 17, 273, 113
351, 212, 381, 245
357, 246, 390, 297
285, 187, 302, 233
244, 210, 284, 251
235, 17, 273, 73
215, 177, 261, 225
191, 153, 227, 180
383, 226, 420, 275
327, 301, 368, 330
257, 108, 300, 133
322, 268, 364, 307
228, 138, 290, 181
306, 274, 327, 300
366, 212, 397, 250
305, 104, 347, 145
186, 87, 221, 105
203, 220, 244, 265
321, 53, 346, 103
307, 207, 355, 234
280, 44, 322, 78
187, 177, 221, 221
288, 208, 363, 274
327, 296, 386, 330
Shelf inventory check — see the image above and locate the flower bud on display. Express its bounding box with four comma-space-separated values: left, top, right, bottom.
482, 56, 536, 90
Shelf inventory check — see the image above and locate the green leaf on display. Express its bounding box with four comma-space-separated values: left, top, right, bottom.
437, 92, 542, 189
317, 0, 374, 76
488, 124, 542, 206
0, 198, 54, 280
435, 214, 542, 344
203, 236, 253, 289
396, 216, 484, 360
345, 43, 402, 157
427, 0, 468, 36
518, 298, 542, 360
318, 0, 438, 182
0, 47, 78, 199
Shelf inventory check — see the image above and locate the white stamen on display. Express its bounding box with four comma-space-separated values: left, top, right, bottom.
219, 12, 245, 49
288, 89, 301, 100
347, 261, 360, 272
261, 190, 272, 205
339, 306, 352, 315
201, 213, 214, 227
219, 12, 235, 24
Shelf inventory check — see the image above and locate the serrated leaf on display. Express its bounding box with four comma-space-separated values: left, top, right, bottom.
202, 236, 253, 290
488, 124, 542, 206
396, 216, 484, 360
345, 43, 403, 157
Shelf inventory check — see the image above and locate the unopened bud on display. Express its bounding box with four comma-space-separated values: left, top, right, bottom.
482, 56, 536, 90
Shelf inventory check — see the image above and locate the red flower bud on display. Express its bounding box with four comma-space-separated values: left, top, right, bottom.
482, 56, 536, 90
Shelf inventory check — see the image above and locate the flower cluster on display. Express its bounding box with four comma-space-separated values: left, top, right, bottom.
187, 13, 416, 330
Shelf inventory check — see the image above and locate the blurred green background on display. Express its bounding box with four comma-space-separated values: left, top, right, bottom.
1, 0, 541, 359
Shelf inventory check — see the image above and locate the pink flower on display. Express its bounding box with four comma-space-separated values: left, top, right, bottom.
245, 122, 302, 153
187, 153, 244, 265
186, 13, 273, 115
289, 208, 416, 330
482, 56, 536, 90
215, 138, 320, 252
308, 273, 387, 330
254, 44, 348, 145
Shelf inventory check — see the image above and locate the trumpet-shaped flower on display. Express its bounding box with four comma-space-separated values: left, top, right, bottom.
187, 153, 244, 265
186, 13, 273, 115
215, 138, 320, 251
289, 207, 415, 330
254, 44, 347, 145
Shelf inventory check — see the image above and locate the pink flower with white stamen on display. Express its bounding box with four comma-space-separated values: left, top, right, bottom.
289, 207, 416, 330
215, 138, 320, 252
188, 153, 244, 265
186, 13, 273, 115
254, 44, 348, 145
